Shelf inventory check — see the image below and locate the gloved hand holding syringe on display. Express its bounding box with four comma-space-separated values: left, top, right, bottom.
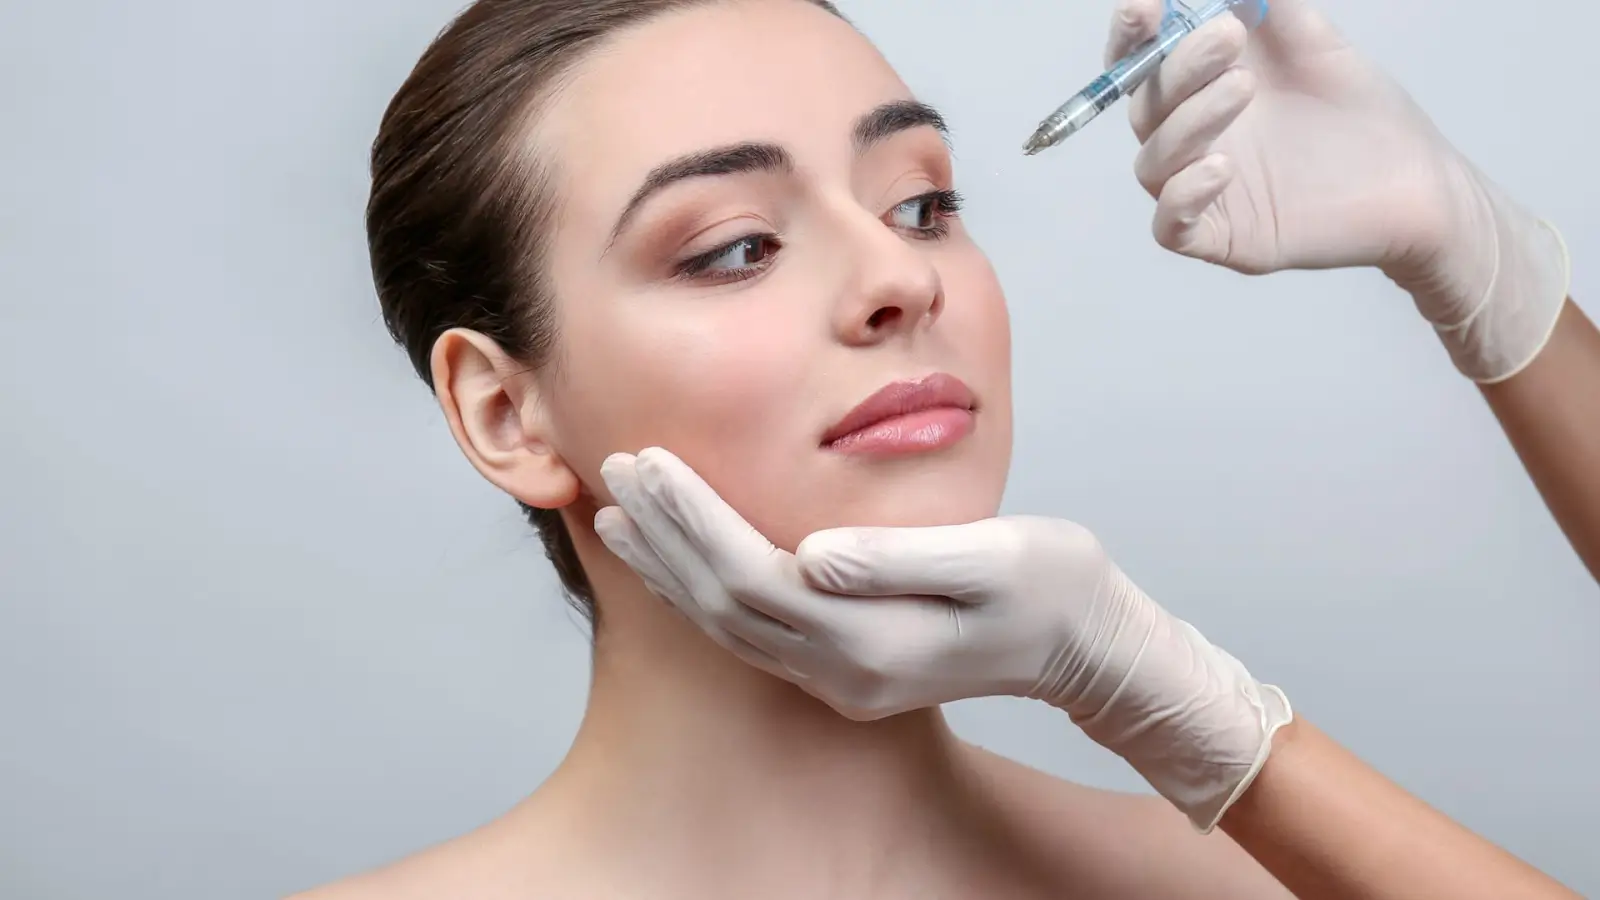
1028, 0, 1569, 385
1025, 0, 1269, 154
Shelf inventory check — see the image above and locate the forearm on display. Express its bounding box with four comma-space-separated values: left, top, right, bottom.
1479, 299, 1600, 583
1219, 719, 1579, 900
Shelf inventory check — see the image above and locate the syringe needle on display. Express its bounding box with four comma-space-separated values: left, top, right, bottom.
1021, 0, 1269, 156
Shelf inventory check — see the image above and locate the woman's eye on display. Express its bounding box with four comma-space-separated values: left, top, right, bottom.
708, 235, 776, 270
890, 195, 939, 230
680, 234, 779, 279
887, 189, 962, 236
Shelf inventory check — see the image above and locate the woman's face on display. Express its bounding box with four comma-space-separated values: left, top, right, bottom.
534, 0, 1012, 551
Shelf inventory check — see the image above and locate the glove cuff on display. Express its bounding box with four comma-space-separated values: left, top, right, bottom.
1433, 215, 1570, 384
1418, 171, 1572, 384
1122, 647, 1295, 834
1187, 682, 1293, 833
1060, 598, 1296, 833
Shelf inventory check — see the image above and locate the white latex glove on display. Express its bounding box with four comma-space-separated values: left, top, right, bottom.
1120, 0, 1571, 382
596, 448, 1292, 833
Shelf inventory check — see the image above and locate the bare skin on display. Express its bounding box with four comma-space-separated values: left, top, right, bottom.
1190, 303, 1599, 900
307, 1, 1591, 896
291, 527, 1291, 899
294, 729, 1288, 899
1481, 300, 1600, 583
1220, 720, 1580, 899
305, 2, 1274, 895
294, 701, 1584, 900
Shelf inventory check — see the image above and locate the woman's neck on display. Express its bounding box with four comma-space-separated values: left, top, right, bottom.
536, 552, 1011, 896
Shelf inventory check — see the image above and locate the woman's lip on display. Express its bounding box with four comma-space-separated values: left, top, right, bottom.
824, 406, 976, 457
821, 373, 977, 449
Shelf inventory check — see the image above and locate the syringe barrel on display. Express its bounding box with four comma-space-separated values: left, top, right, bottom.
1106, 0, 1270, 104
1165, 0, 1269, 31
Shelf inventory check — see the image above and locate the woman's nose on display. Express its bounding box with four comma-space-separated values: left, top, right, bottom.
833, 232, 945, 347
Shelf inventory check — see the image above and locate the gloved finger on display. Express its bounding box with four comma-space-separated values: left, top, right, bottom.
1151, 152, 1234, 262
594, 505, 693, 611
1133, 65, 1254, 198
596, 456, 699, 609
794, 520, 1012, 602
630, 447, 838, 632
601, 452, 737, 617
717, 627, 807, 682
596, 501, 797, 654
607, 467, 816, 662
1105, 0, 1164, 67
615, 448, 830, 645
1249, 0, 1341, 63
1129, 15, 1248, 144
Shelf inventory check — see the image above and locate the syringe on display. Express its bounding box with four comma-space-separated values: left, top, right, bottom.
1023, 0, 1269, 156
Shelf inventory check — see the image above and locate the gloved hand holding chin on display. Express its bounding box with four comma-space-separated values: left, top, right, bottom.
596, 447, 1291, 834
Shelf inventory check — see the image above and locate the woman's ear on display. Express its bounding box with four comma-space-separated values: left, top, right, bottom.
430, 328, 580, 510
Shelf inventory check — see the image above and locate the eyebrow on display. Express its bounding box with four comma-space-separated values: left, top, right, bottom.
606, 99, 949, 248
851, 99, 949, 154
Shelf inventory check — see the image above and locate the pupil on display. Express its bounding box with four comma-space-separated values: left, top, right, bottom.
904, 198, 930, 228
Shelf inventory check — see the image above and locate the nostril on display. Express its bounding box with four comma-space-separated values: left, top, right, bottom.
865, 307, 901, 330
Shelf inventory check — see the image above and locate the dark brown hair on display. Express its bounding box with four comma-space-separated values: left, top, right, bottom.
367, 0, 845, 625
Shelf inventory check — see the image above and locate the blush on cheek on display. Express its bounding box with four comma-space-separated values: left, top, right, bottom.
558, 308, 817, 511
632, 312, 808, 436
631, 320, 823, 546
642, 335, 807, 461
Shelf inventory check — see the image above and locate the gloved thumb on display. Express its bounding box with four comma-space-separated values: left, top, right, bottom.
795, 520, 1008, 601
1106, 0, 1164, 67
1249, 0, 1346, 60
1109, 0, 1316, 68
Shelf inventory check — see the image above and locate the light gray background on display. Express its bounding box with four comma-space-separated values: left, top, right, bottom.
2, 0, 1596, 896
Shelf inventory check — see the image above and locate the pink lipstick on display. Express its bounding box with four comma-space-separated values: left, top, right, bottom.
822, 373, 977, 457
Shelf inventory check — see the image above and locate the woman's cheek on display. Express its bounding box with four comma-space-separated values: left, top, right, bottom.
587, 297, 805, 435
941, 258, 1012, 378
659, 322, 813, 446
638, 313, 823, 538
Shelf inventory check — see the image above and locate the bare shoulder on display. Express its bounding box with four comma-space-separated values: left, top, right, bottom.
963, 746, 1294, 899
285, 802, 572, 900
286, 848, 455, 900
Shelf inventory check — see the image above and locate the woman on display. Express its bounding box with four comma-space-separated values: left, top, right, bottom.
304, 0, 1591, 896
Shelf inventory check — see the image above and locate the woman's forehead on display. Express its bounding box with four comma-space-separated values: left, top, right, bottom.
532, 0, 910, 205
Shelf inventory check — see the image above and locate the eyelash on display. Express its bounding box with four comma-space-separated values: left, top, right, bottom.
674, 188, 965, 284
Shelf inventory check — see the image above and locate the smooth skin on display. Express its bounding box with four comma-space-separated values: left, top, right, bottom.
600, 450, 1585, 899
300, 3, 1289, 897
1219, 720, 1579, 899
1482, 301, 1600, 583
303, 0, 1593, 896
595, 0, 1594, 897
1241, 282, 1600, 893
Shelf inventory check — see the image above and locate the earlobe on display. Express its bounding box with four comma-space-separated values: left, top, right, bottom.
430, 328, 580, 510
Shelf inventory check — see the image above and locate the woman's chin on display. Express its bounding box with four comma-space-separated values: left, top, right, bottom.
756, 493, 1006, 554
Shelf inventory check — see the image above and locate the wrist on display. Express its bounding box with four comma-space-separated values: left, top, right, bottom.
1046, 575, 1294, 833
1389, 159, 1572, 383
1434, 190, 1570, 384
1109, 629, 1293, 834
1380, 154, 1499, 324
